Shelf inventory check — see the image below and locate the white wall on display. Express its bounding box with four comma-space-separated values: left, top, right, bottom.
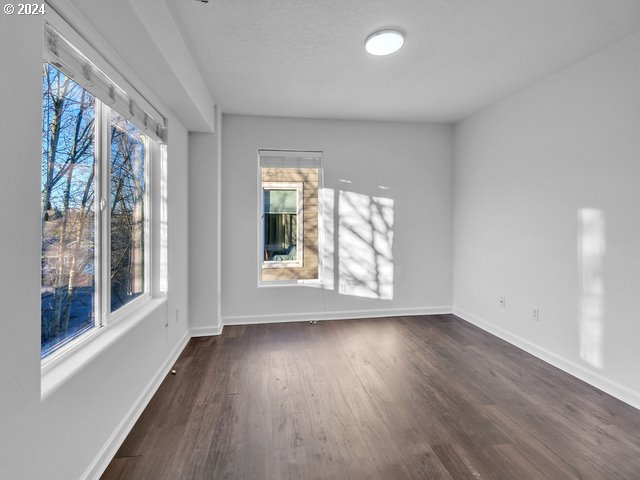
220, 115, 453, 323
0, 12, 44, 480
189, 108, 223, 335
453, 32, 640, 409
0, 10, 192, 480
165, 116, 192, 351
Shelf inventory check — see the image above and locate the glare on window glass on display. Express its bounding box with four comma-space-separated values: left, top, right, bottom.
41, 63, 96, 357
110, 112, 146, 312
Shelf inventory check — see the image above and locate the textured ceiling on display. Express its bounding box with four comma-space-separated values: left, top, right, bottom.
167, 0, 640, 123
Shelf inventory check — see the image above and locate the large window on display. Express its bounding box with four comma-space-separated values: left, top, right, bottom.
41, 25, 165, 359
258, 151, 322, 284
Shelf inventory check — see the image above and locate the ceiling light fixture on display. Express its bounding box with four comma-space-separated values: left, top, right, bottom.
365, 28, 405, 56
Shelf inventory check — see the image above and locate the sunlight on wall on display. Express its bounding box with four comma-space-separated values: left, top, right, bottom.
159, 144, 168, 294
338, 190, 394, 300
320, 187, 335, 291
578, 208, 606, 369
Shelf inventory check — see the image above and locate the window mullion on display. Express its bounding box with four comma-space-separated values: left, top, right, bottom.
103, 103, 112, 325
95, 100, 112, 326
93, 99, 103, 328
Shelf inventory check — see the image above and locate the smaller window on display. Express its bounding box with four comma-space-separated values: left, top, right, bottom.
258, 150, 323, 285
262, 182, 303, 267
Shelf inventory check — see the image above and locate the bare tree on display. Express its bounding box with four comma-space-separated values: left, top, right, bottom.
41, 64, 95, 347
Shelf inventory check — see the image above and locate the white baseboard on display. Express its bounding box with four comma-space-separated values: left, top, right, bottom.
453, 306, 640, 412
223, 306, 453, 326
81, 330, 191, 480
190, 324, 223, 337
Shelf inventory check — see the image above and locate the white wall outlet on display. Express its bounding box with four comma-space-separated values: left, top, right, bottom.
175, 307, 180, 323
499, 296, 506, 308
532, 307, 539, 321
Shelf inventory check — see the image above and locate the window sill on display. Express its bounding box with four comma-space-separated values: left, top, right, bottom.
41, 297, 167, 400
258, 278, 323, 288
262, 262, 303, 269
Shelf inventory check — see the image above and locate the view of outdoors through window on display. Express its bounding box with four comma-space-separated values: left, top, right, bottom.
110, 113, 146, 312
263, 187, 299, 262
41, 63, 96, 356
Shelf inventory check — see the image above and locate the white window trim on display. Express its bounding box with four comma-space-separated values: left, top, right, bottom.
261, 181, 304, 269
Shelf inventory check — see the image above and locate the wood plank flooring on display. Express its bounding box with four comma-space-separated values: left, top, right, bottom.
101, 315, 640, 480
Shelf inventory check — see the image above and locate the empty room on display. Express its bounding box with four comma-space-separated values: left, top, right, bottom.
2, 0, 640, 478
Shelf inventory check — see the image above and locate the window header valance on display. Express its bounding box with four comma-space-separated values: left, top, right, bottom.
44, 22, 167, 143
259, 150, 323, 169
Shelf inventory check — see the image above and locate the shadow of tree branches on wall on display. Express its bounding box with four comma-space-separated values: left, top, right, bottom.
337, 189, 394, 300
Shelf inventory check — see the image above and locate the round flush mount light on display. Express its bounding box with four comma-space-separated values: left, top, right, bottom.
365, 28, 405, 56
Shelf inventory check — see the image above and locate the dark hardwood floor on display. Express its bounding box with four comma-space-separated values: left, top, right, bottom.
101, 315, 640, 480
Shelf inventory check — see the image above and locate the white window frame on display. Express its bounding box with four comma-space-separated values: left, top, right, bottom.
40, 67, 159, 366
104, 108, 153, 326
257, 150, 324, 287
261, 181, 304, 269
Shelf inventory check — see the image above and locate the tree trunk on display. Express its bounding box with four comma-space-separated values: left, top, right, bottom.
43, 71, 70, 341
59, 90, 91, 333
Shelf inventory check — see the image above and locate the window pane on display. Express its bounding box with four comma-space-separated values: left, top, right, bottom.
41, 63, 96, 357
264, 213, 298, 261
264, 189, 298, 261
110, 112, 146, 312
265, 189, 297, 214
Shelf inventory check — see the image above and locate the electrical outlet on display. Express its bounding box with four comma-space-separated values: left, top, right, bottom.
499, 296, 506, 308
175, 307, 180, 323
531, 307, 539, 322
